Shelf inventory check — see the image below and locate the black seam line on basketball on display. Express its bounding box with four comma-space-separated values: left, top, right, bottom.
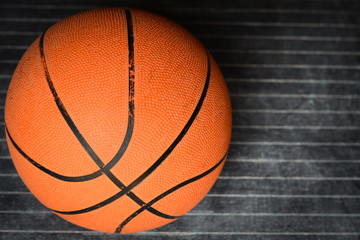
43, 9, 177, 220
40, 10, 173, 219
37, 9, 136, 182
5, 125, 89, 182
7, 121, 101, 181
39, 31, 105, 170
50, 51, 211, 216
115, 150, 229, 233
106, 171, 179, 219
50, 169, 178, 219
6, 119, 163, 218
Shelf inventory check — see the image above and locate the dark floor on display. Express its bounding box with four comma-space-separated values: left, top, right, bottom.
1, 0, 360, 239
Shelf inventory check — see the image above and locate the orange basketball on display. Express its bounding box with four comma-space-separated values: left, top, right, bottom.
5, 8, 232, 233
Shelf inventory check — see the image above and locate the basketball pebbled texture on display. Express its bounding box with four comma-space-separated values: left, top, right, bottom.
5, 8, 232, 233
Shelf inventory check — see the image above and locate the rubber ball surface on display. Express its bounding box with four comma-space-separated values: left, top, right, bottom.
4, 7, 232, 233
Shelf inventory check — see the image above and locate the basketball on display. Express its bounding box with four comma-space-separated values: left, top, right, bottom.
5, 8, 232, 233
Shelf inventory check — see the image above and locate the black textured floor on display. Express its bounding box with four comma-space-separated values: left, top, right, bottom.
1, 0, 360, 239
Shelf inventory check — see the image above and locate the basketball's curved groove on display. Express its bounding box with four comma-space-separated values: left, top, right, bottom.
6, 9, 136, 183
6, 121, 103, 180
122, 52, 212, 190
115, 150, 228, 233
6, 123, 177, 218
37, 10, 137, 181
51, 51, 211, 216
50, 176, 179, 219
40, 31, 106, 169
106, 170, 180, 219
37, 8, 177, 220
5, 125, 94, 182
101, 7, 136, 175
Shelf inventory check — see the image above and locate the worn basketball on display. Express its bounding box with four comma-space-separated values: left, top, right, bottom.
5, 8, 232, 233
